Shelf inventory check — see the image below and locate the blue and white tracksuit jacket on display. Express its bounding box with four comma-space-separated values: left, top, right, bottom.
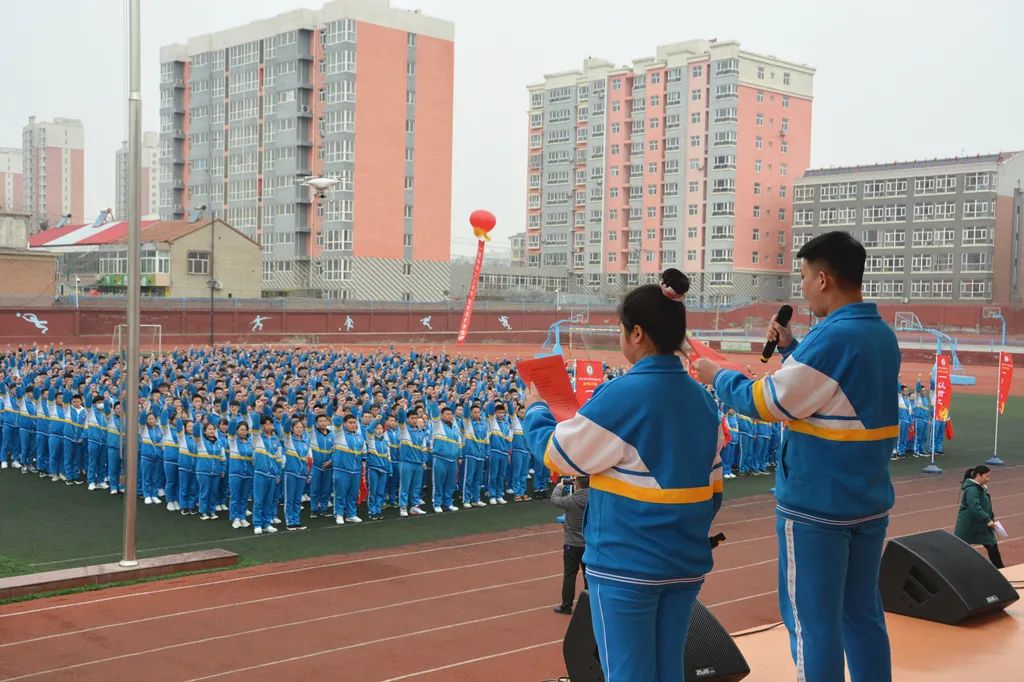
713, 301, 900, 682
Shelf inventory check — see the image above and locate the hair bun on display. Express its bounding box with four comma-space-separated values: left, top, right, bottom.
661, 268, 690, 296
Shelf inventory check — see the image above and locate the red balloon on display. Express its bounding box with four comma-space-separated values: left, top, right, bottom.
469, 209, 497, 233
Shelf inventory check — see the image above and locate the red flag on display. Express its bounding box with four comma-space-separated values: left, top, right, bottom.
998, 352, 1014, 415
934, 354, 952, 421
456, 240, 486, 344
688, 335, 753, 377
357, 462, 368, 504
945, 420, 954, 440
721, 417, 732, 448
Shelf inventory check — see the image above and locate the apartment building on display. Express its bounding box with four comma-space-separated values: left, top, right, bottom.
792, 152, 1024, 305
0, 148, 23, 212
115, 132, 161, 219
509, 232, 526, 266
159, 0, 454, 300
21, 117, 85, 230
525, 39, 814, 304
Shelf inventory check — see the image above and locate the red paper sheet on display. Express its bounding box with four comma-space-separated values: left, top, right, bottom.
517, 355, 580, 422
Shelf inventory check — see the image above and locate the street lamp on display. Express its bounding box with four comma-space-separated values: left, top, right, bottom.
74, 276, 81, 309
554, 288, 561, 312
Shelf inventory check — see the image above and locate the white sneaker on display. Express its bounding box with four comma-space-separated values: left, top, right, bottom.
99, 482, 109, 489
345, 516, 362, 523
474, 501, 486, 507
51, 475, 59, 482
399, 508, 409, 517
1, 462, 8, 469
167, 503, 175, 511
174, 502, 181, 511
13, 461, 21, 469
433, 506, 443, 514
209, 513, 219, 520
272, 517, 281, 524
246, 510, 252, 516
489, 498, 497, 505
528, 468, 534, 475
410, 507, 426, 516
302, 494, 310, 502
110, 489, 118, 496
158, 489, 165, 497
254, 527, 263, 535
463, 502, 472, 509
265, 525, 278, 533
200, 514, 210, 520
498, 497, 507, 505
144, 497, 153, 505
88, 483, 96, 491
241, 520, 251, 528
335, 515, 345, 525
448, 505, 458, 512
232, 518, 242, 529
505, 488, 514, 495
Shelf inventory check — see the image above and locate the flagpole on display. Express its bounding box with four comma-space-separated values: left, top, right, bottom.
987, 351, 1005, 466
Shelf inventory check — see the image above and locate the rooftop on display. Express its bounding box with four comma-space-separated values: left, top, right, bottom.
802, 151, 1021, 178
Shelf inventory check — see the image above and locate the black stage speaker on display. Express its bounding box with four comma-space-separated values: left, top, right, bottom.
879, 529, 1019, 625
563, 591, 750, 681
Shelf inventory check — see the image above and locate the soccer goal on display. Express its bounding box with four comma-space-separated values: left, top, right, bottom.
111, 324, 163, 355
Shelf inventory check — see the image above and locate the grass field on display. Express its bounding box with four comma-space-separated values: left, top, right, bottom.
1, 394, 1019, 586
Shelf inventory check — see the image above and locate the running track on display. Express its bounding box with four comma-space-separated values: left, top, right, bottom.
2, 466, 1022, 681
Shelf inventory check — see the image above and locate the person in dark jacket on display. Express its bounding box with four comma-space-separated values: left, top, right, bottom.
551, 475, 589, 615
954, 465, 1004, 568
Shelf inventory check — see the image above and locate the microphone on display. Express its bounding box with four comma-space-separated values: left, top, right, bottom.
760, 304, 793, 363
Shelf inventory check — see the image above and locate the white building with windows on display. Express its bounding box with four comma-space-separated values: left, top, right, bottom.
791, 152, 1024, 305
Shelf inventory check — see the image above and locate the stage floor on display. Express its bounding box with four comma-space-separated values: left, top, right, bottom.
736, 563, 1024, 680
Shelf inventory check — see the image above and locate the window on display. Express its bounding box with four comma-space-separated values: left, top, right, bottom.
753, 205, 761, 218
752, 251, 760, 264
714, 84, 738, 100
754, 160, 762, 172
911, 254, 933, 272
961, 252, 991, 272
913, 174, 956, 195
716, 58, 739, 75
713, 178, 735, 194
713, 131, 737, 147
794, 185, 814, 203
710, 224, 733, 239
666, 91, 681, 106
963, 200, 994, 219
863, 204, 907, 223
712, 201, 735, 217
961, 225, 992, 245
709, 248, 733, 264
960, 279, 990, 300
782, 95, 790, 108
863, 178, 908, 198
755, 136, 763, 150
691, 89, 702, 101
913, 202, 956, 221
752, 228, 761, 241
713, 155, 736, 170
794, 209, 813, 227
689, 227, 700, 238
820, 207, 856, 225
778, 208, 786, 221
964, 172, 994, 192
757, 66, 765, 80
322, 229, 353, 251
322, 258, 351, 282
187, 251, 210, 275
756, 90, 765, 103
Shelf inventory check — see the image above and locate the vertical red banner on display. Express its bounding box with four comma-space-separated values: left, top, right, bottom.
456, 240, 486, 345
934, 353, 952, 421
573, 359, 604, 405
998, 352, 1014, 415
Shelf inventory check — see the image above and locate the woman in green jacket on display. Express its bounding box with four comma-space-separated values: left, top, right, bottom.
954, 465, 1004, 568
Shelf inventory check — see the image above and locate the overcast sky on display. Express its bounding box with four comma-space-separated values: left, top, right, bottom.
2, 0, 1021, 256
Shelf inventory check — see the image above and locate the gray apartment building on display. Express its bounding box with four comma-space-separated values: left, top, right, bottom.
792, 152, 1024, 305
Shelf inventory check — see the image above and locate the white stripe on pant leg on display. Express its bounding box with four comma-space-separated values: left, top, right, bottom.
785, 519, 805, 682
592, 580, 611, 679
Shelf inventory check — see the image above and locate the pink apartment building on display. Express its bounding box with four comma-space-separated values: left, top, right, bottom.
21, 117, 85, 231
0, 148, 23, 213
159, 0, 454, 300
526, 40, 814, 304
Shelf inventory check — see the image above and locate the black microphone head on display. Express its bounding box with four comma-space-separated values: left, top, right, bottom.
776, 304, 794, 326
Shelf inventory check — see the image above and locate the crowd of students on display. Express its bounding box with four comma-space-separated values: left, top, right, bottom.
0, 344, 611, 533
896, 382, 949, 459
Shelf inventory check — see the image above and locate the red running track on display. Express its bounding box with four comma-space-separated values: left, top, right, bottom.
2, 466, 1023, 681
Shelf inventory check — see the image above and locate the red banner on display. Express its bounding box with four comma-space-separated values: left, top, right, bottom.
998, 352, 1014, 415
934, 353, 952, 421
456, 240, 486, 345
573, 360, 604, 405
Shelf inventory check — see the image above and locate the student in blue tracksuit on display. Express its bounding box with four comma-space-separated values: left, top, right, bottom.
461, 404, 489, 507
33, 388, 49, 477
159, 407, 181, 509
722, 410, 739, 479
177, 418, 198, 513
138, 407, 164, 504
896, 387, 913, 458
736, 414, 754, 475
485, 402, 512, 504
226, 418, 255, 528
912, 388, 932, 456
933, 411, 947, 455
18, 388, 37, 473
281, 417, 310, 530
428, 404, 463, 513
309, 413, 336, 518
194, 421, 225, 519
396, 405, 430, 516
104, 401, 125, 494
366, 421, 391, 520
252, 416, 284, 534
332, 412, 366, 524
384, 415, 402, 507
43, 388, 67, 482
85, 396, 109, 489
509, 406, 531, 501
525, 269, 722, 682
696, 232, 898, 682
1, 385, 19, 469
